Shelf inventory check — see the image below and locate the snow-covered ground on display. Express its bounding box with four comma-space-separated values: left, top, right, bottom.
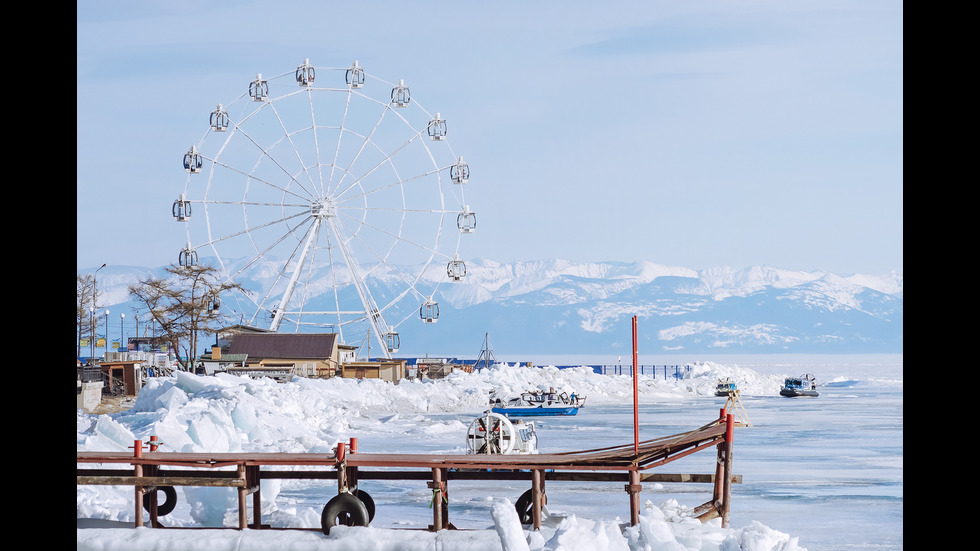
77, 356, 903, 550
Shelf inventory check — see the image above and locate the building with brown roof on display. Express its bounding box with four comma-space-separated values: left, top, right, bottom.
226, 332, 353, 379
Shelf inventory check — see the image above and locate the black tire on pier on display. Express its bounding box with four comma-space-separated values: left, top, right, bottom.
354, 489, 376, 522
515, 489, 533, 524
142, 485, 177, 516
321, 492, 370, 535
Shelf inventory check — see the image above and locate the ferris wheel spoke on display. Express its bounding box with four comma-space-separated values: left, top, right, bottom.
334, 208, 445, 262
331, 212, 438, 301
287, 225, 331, 329
334, 165, 443, 205
330, 89, 428, 200
326, 217, 395, 347
200, 200, 309, 208
267, 218, 325, 330
198, 208, 310, 250
220, 214, 314, 283
324, 97, 390, 198
208, 155, 317, 205
339, 205, 457, 218
333, 130, 425, 201
265, 96, 321, 195
326, 88, 356, 199
236, 126, 321, 203
246, 221, 322, 324
320, 227, 350, 338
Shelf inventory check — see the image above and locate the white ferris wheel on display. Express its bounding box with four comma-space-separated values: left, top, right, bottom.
173, 59, 476, 358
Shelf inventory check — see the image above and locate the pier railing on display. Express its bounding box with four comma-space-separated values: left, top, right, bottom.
77, 409, 740, 534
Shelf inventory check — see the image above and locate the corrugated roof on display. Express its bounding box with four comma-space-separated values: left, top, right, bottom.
228, 333, 338, 359
199, 353, 249, 363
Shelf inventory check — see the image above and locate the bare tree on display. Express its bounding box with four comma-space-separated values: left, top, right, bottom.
76, 274, 102, 359
128, 264, 248, 370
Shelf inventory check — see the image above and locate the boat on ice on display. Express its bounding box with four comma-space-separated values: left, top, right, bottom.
715, 378, 737, 397
780, 374, 819, 397
489, 388, 586, 417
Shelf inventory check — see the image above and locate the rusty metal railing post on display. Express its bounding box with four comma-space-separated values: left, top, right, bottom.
336, 442, 347, 492
722, 413, 734, 528
346, 438, 360, 496
632, 316, 639, 456
712, 408, 726, 507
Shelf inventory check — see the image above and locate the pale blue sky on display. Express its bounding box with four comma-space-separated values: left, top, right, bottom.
77, 0, 902, 275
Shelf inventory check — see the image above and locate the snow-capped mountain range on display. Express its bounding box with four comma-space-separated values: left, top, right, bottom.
79, 258, 902, 356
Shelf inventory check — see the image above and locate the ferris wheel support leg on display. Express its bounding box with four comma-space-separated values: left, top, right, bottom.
270, 219, 321, 332
327, 218, 393, 358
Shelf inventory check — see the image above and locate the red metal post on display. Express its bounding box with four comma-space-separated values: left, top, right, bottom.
149, 435, 159, 452
336, 442, 347, 493
722, 413, 735, 528
712, 408, 726, 504
349, 437, 358, 454
632, 316, 639, 456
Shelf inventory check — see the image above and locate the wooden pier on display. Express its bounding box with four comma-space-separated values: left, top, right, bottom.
77, 408, 740, 534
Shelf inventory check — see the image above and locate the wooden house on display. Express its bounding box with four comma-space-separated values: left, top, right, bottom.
226, 332, 344, 379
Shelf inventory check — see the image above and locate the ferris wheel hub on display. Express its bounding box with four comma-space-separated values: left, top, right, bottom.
310, 197, 337, 219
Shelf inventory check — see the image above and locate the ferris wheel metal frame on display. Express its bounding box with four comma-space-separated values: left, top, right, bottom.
174, 59, 476, 358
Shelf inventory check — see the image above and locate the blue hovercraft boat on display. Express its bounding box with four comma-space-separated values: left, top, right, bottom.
490, 388, 586, 417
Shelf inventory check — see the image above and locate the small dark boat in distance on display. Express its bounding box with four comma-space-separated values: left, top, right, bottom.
780, 374, 819, 397
715, 378, 737, 397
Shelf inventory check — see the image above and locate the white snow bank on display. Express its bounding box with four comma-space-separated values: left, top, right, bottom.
76, 501, 806, 551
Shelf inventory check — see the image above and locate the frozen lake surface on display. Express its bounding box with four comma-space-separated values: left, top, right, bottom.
77, 354, 902, 550
263, 355, 902, 550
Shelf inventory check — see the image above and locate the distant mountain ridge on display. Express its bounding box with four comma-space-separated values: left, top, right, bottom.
78, 259, 903, 356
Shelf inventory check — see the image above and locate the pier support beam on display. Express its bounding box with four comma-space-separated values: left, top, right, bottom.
696, 410, 736, 526
626, 469, 642, 526
721, 412, 734, 528
531, 469, 546, 530
248, 466, 262, 529
237, 464, 247, 529
429, 468, 449, 531
428, 467, 449, 532
133, 440, 145, 528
